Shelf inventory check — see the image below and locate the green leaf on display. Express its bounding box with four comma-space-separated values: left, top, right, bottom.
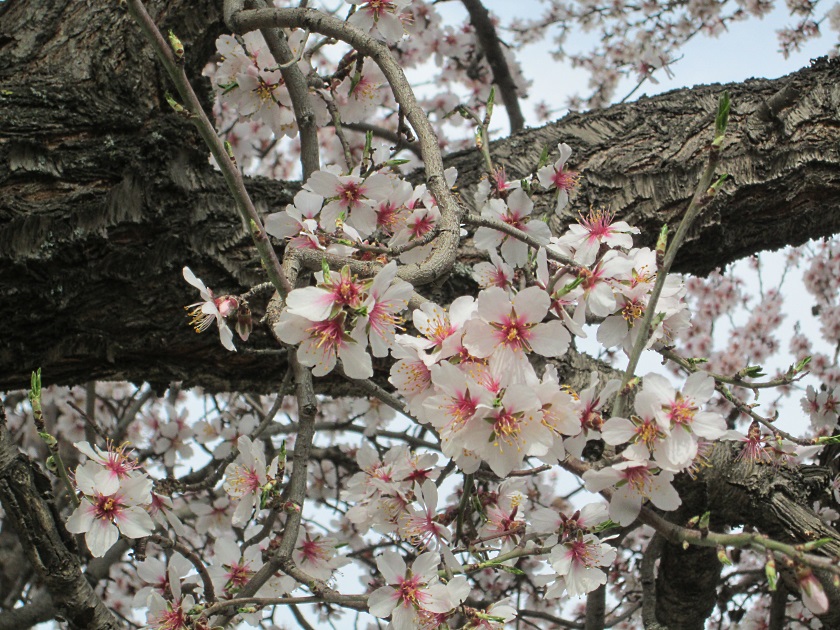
713, 91, 731, 146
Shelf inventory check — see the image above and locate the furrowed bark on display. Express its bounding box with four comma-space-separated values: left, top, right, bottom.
1, 0, 839, 395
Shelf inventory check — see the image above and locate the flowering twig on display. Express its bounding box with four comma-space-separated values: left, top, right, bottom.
227, 6, 464, 287
612, 92, 731, 419
561, 458, 840, 576
463, 213, 576, 266
126, 0, 293, 297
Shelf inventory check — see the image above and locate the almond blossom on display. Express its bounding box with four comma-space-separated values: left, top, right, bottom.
73, 440, 141, 495
556, 207, 639, 266
182, 266, 236, 352
66, 463, 154, 557
547, 533, 617, 597
347, 0, 411, 43
537, 142, 580, 214
583, 459, 681, 526
364, 261, 413, 357
274, 311, 373, 379
292, 532, 350, 581
473, 188, 552, 267
305, 169, 392, 235
223, 435, 278, 527
463, 286, 570, 385
635, 372, 726, 471
368, 550, 453, 630
467, 383, 553, 477
406, 296, 476, 365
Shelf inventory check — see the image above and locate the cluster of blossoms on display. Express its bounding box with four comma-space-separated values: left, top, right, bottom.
65, 441, 154, 557
20, 2, 839, 628
162, 112, 840, 625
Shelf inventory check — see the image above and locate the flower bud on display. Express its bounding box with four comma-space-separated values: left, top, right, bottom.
797, 566, 829, 615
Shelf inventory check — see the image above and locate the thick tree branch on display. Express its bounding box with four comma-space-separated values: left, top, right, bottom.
1, 2, 838, 394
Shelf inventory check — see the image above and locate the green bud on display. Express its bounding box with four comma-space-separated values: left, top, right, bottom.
485, 86, 495, 121
716, 546, 732, 566
713, 91, 730, 147
165, 93, 188, 116
45, 455, 58, 473
765, 556, 778, 591
655, 224, 668, 267
39, 432, 58, 449
537, 144, 551, 170
168, 30, 185, 60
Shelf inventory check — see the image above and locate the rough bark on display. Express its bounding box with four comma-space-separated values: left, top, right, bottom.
1, 0, 840, 628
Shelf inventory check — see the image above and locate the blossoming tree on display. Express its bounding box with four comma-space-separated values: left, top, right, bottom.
2, 1, 840, 629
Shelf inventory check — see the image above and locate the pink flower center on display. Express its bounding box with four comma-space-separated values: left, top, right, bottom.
552, 167, 580, 191
620, 466, 653, 495
154, 603, 188, 630
492, 409, 523, 445
447, 393, 477, 426
227, 466, 262, 496
94, 494, 122, 520
365, 0, 395, 17
567, 539, 597, 567
580, 207, 614, 240
338, 181, 365, 208
376, 202, 399, 231
397, 574, 424, 607
666, 395, 697, 426
299, 537, 328, 563
495, 314, 532, 351
308, 318, 345, 350
226, 563, 253, 591
409, 214, 435, 239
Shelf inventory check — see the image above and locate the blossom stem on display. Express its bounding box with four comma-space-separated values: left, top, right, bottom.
463, 213, 577, 266
126, 0, 293, 297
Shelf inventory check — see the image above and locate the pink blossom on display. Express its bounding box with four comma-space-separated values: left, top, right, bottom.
537, 142, 580, 214
463, 286, 570, 384
547, 533, 617, 597
583, 460, 681, 525
473, 188, 551, 267
275, 311, 373, 379
347, 0, 411, 43
66, 464, 154, 557
364, 261, 413, 357
182, 266, 236, 352
368, 550, 452, 630
74, 440, 141, 495
467, 384, 553, 477
293, 532, 350, 581
557, 207, 639, 266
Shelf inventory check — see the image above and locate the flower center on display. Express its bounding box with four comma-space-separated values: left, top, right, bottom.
621, 299, 644, 323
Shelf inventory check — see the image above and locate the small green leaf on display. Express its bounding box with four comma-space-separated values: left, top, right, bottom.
713, 91, 731, 146
537, 144, 551, 169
